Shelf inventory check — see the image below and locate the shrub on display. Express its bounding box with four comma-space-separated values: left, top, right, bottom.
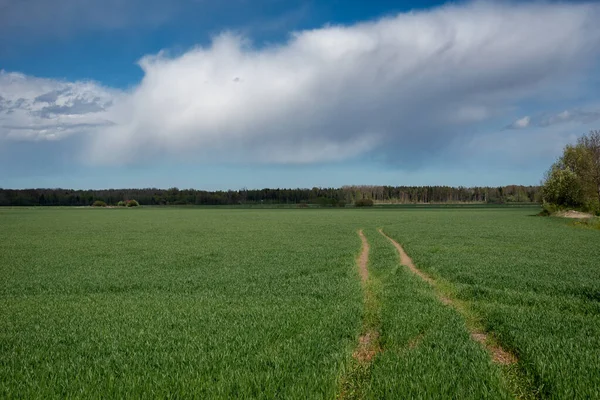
297, 202, 309, 208
538, 201, 559, 216
92, 200, 107, 207
355, 198, 374, 207
117, 201, 126, 207
584, 199, 600, 216
126, 199, 140, 207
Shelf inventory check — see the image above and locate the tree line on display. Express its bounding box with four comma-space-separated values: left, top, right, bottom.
542, 130, 600, 215
0, 185, 540, 207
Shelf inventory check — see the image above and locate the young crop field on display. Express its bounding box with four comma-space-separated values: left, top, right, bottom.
0, 207, 598, 398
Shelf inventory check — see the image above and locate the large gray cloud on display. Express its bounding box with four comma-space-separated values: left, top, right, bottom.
2, 1, 600, 166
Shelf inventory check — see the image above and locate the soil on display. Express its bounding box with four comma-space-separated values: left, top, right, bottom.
357, 230, 370, 283
352, 330, 380, 362
471, 333, 517, 365
556, 210, 594, 219
377, 229, 434, 285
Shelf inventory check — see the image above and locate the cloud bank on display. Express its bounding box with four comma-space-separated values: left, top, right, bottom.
2, 1, 600, 166
0, 72, 117, 141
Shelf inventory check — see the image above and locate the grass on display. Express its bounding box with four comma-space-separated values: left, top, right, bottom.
379, 209, 600, 399
365, 228, 510, 399
0, 208, 363, 398
0, 206, 598, 398
571, 216, 600, 230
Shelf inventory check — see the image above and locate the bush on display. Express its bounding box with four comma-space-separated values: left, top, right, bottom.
117, 201, 126, 207
538, 201, 559, 216
355, 198, 374, 207
583, 199, 600, 216
92, 200, 107, 207
126, 199, 140, 207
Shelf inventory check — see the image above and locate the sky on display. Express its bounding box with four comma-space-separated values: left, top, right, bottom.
1, 0, 600, 190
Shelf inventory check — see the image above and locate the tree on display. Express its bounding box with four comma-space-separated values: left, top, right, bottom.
543, 166, 585, 207
577, 130, 600, 203
542, 130, 600, 213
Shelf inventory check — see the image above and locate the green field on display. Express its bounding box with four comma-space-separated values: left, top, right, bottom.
1, 207, 599, 398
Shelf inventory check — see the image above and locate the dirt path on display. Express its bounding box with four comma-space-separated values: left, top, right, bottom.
357, 230, 370, 283
353, 230, 379, 363
339, 230, 380, 399
378, 229, 516, 366
378, 229, 433, 285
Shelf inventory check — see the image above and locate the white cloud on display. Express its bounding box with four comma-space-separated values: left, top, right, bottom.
0, 71, 117, 141
2, 1, 600, 166
539, 108, 600, 127
507, 108, 600, 130
509, 116, 531, 129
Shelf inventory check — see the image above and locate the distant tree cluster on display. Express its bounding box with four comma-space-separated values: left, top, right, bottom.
542, 130, 600, 215
0, 185, 540, 207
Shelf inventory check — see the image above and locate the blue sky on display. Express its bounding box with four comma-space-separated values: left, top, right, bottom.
1, 0, 600, 190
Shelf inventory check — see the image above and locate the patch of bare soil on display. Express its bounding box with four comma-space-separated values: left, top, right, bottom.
377, 229, 434, 285
352, 330, 380, 363
471, 332, 517, 365
357, 230, 370, 283
556, 210, 594, 219
378, 229, 517, 366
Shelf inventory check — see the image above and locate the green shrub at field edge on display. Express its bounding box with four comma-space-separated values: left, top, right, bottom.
355, 198, 374, 207
92, 200, 107, 207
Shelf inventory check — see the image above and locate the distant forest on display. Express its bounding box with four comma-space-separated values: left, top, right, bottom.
0, 185, 540, 206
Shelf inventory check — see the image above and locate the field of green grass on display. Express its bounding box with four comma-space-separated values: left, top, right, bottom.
380, 209, 600, 398
1, 207, 598, 398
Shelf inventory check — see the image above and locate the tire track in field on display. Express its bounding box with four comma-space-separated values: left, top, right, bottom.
356, 230, 370, 284
353, 230, 379, 363
339, 230, 381, 399
378, 229, 516, 366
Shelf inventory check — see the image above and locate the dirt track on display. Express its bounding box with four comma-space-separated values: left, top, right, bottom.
353, 230, 379, 363
357, 230, 369, 283
378, 229, 516, 366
